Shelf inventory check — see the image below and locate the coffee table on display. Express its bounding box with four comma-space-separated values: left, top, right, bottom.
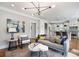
28, 43, 48, 57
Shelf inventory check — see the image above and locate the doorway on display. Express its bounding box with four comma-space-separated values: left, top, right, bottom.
69, 31, 79, 56
44, 23, 48, 35
31, 23, 36, 38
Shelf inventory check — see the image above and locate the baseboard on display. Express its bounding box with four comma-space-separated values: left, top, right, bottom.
0, 41, 8, 49
0, 44, 8, 49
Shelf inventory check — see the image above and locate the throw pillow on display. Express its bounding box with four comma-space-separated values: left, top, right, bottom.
39, 36, 45, 40
55, 38, 61, 44
60, 36, 67, 45
54, 35, 61, 44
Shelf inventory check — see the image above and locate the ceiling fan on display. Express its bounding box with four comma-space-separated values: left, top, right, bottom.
23, 2, 55, 15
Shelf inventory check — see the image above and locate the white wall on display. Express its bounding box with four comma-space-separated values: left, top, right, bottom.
39, 20, 48, 35
0, 9, 30, 49
69, 19, 78, 26
0, 7, 47, 49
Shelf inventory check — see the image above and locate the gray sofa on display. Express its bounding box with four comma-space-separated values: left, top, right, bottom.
38, 39, 68, 56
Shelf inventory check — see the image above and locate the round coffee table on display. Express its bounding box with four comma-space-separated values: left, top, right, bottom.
28, 43, 48, 57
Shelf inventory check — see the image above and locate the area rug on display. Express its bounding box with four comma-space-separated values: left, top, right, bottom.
5, 47, 63, 57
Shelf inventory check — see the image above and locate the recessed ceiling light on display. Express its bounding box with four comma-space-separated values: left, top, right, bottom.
22, 8, 27, 10
32, 14, 34, 16
22, 8, 25, 10
11, 4, 15, 7
51, 4, 56, 8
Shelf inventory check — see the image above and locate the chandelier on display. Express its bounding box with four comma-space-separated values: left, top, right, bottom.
23, 2, 56, 15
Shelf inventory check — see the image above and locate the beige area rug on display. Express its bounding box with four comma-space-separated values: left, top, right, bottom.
5, 46, 63, 57
5, 47, 30, 57
67, 52, 78, 57
5, 45, 78, 57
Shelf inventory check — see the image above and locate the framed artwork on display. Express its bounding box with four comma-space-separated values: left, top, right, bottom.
7, 19, 25, 33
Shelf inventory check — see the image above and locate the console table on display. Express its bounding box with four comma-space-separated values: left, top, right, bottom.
8, 39, 18, 50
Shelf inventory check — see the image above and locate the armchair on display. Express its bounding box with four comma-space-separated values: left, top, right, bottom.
18, 34, 30, 48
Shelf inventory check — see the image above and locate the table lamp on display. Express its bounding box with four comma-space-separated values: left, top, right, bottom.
9, 27, 17, 40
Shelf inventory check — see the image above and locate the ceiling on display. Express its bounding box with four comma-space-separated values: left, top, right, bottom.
0, 2, 79, 22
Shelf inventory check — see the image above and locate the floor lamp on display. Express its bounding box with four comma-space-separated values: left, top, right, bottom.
9, 28, 17, 40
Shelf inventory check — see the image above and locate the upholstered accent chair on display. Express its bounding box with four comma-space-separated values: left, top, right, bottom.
18, 34, 30, 48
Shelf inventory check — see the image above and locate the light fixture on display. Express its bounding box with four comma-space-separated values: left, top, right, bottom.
22, 2, 55, 15
11, 4, 15, 7
51, 4, 56, 8
22, 8, 25, 10
32, 14, 34, 16
9, 27, 17, 40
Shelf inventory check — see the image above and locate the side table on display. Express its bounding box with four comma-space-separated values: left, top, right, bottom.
8, 39, 18, 51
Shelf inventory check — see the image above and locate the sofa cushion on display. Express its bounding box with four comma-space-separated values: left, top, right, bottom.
38, 34, 46, 40
38, 40, 63, 50
38, 40, 53, 45
40, 36, 45, 40
48, 38, 55, 43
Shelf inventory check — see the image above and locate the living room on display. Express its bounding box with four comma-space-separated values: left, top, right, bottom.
0, 1, 79, 57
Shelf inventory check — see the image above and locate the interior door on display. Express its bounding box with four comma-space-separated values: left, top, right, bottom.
44, 23, 48, 35
31, 23, 36, 38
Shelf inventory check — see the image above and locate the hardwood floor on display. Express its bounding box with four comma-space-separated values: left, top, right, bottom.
0, 49, 5, 57
70, 39, 79, 50
5, 45, 30, 57
70, 38, 79, 56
